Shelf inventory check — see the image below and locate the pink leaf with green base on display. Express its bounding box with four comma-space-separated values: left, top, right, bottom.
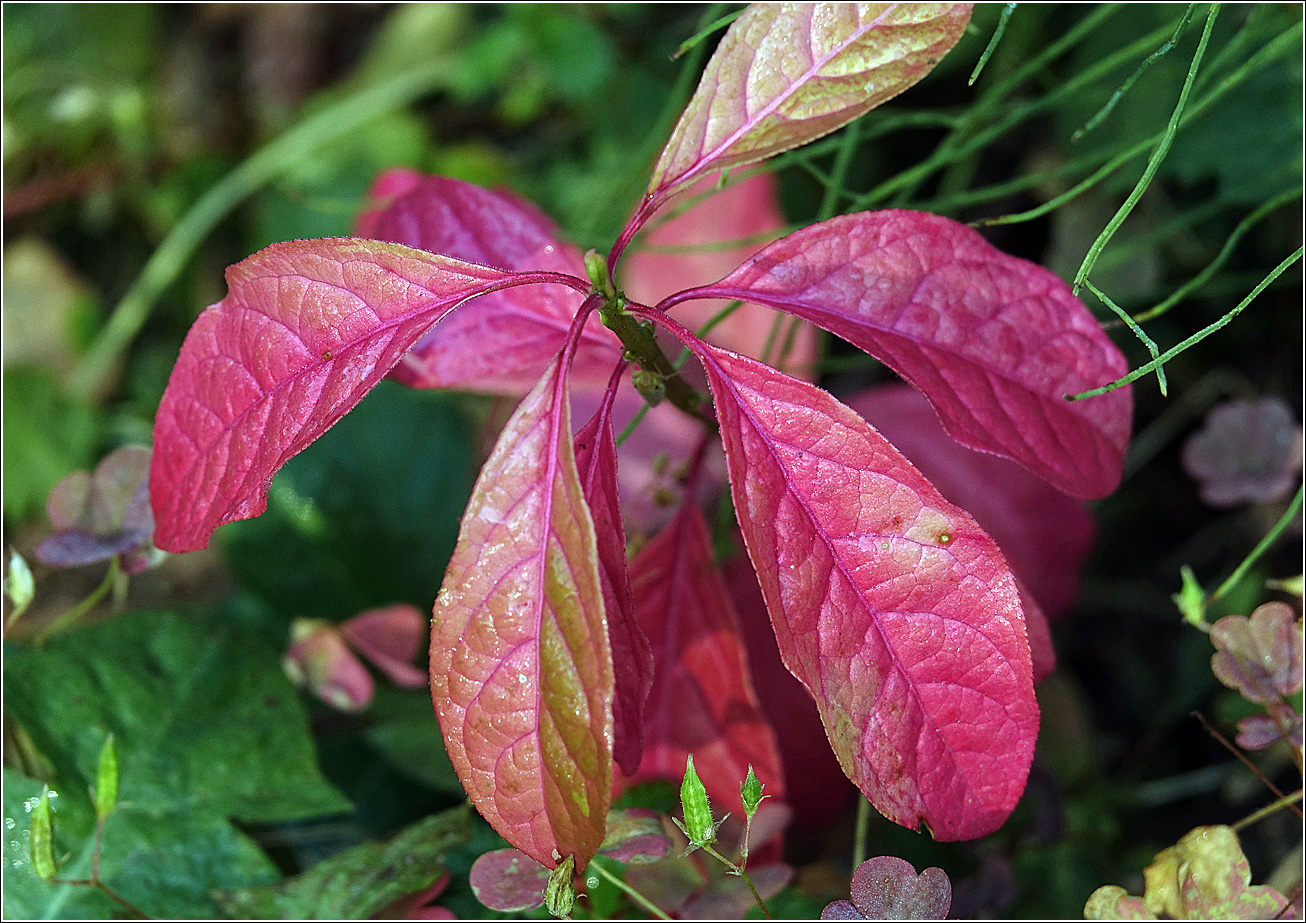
150, 238, 571, 552
646, 3, 972, 207
667, 210, 1132, 499
430, 355, 612, 869
638, 311, 1037, 840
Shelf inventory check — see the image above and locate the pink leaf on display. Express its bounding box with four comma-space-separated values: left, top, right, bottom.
670, 210, 1133, 499
647, 4, 972, 206
430, 357, 612, 869
659, 327, 1037, 840
625, 501, 785, 822
340, 604, 429, 689
597, 808, 672, 865
574, 381, 654, 776
283, 619, 375, 713
151, 238, 552, 552
468, 849, 550, 913
846, 383, 1095, 621
356, 171, 621, 393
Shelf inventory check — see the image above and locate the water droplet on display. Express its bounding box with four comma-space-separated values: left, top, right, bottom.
517, 673, 528, 685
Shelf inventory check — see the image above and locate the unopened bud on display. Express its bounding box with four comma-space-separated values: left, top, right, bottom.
544, 854, 576, 919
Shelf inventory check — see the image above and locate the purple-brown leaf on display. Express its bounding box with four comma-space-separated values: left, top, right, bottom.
430, 357, 612, 869
823, 856, 952, 920
575, 383, 655, 776
151, 238, 538, 552
648, 4, 972, 206
356, 170, 621, 393
670, 210, 1132, 499
1210, 601, 1303, 704
36, 445, 155, 570
663, 329, 1037, 840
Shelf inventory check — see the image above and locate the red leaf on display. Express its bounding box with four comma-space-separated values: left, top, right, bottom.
430, 357, 612, 869
667, 331, 1037, 840
151, 238, 545, 552
648, 4, 972, 206
670, 210, 1132, 499
574, 381, 654, 776
625, 500, 785, 821
846, 384, 1095, 621
356, 171, 622, 393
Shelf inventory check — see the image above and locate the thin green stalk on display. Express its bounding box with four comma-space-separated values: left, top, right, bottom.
1207, 486, 1304, 608
817, 120, 862, 220
1073, 4, 1220, 294
672, 8, 743, 60
1067, 246, 1302, 400
1073, 5, 1196, 141
701, 843, 772, 920
588, 859, 672, 920
34, 556, 121, 645
853, 796, 872, 870
1231, 790, 1305, 833
1130, 187, 1303, 324
1084, 280, 1166, 396
67, 61, 455, 400
968, 3, 1017, 86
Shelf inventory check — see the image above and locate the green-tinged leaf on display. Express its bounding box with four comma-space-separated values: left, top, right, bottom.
4, 609, 349, 824
544, 855, 577, 918
92, 735, 118, 822
647, 3, 973, 205
430, 356, 613, 869
4, 548, 35, 623
218, 807, 471, 919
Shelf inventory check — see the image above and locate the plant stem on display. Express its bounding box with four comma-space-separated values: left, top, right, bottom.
1207, 486, 1304, 609
1066, 247, 1303, 401
701, 843, 772, 920
1232, 790, 1305, 832
599, 297, 712, 427
587, 859, 671, 921
1083, 281, 1166, 396
67, 61, 455, 400
34, 557, 122, 645
1073, 4, 1218, 294
853, 796, 871, 869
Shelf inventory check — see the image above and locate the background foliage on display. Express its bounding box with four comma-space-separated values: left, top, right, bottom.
3, 4, 1301, 918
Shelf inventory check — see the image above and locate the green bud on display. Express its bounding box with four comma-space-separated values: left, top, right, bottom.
631, 369, 665, 407
30, 787, 57, 881
544, 854, 576, 919
675, 754, 718, 848
94, 733, 119, 821
1173, 565, 1207, 628
4, 549, 34, 623
741, 765, 767, 817
583, 249, 615, 300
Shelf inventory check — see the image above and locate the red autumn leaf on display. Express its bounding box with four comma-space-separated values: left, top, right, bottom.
151, 238, 554, 552
647, 4, 972, 207
430, 356, 612, 869
667, 210, 1132, 499
574, 379, 655, 776
355, 170, 622, 393
625, 500, 785, 822
651, 320, 1037, 840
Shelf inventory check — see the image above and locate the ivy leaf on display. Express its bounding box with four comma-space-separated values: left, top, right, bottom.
647, 4, 972, 206
672, 210, 1132, 499
356, 170, 622, 392
822, 855, 952, 920
625, 502, 786, 822
574, 384, 654, 776
430, 356, 612, 869
151, 238, 543, 552
668, 332, 1037, 840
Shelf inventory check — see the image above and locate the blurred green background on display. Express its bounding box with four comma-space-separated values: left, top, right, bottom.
3, 4, 1302, 919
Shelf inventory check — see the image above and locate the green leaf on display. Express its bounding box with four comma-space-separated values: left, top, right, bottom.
222, 381, 476, 620
1, 367, 99, 524
218, 806, 471, 919
29, 788, 56, 881
4, 609, 349, 824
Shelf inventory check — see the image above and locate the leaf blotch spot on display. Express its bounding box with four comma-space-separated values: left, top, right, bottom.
321, 350, 333, 361
937, 532, 952, 545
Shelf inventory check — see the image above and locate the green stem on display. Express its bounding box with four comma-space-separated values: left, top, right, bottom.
1073, 4, 1219, 294
34, 557, 122, 645
599, 298, 710, 426
1231, 790, 1305, 833
968, 3, 1017, 86
67, 61, 455, 400
700, 844, 772, 920
1066, 246, 1302, 400
1207, 486, 1304, 608
1083, 280, 1166, 396
853, 796, 871, 869
588, 859, 672, 921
